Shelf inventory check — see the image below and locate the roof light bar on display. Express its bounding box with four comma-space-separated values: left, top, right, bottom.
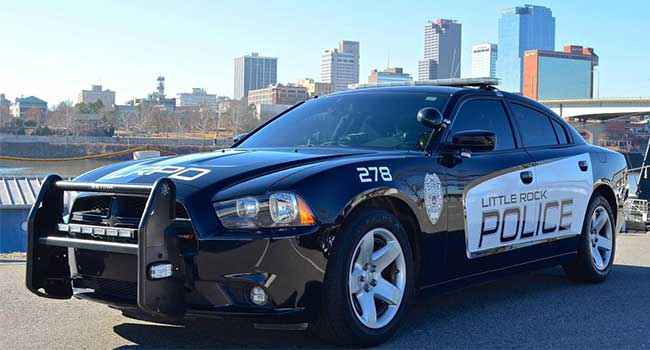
350, 77, 499, 90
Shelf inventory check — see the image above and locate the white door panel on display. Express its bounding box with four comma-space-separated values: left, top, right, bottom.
464, 153, 593, 258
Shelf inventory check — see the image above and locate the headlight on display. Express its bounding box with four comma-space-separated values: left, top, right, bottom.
214, 192, 316, 229
269, 192, 297, 224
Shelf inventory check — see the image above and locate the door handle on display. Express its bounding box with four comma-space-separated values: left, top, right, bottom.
578, 160, 589, 172
520, 171, 533, 185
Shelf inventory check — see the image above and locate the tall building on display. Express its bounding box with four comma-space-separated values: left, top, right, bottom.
471, 43, 498, 78
234, 52, 278, 100
78, 85, 115, 110
177, 88, 219, 110
418, 19, 461, 81
297, 78, 332, 97
321, 40, 360, 92
523, 45, 599, 100
497, 5, 555, 92
247, 83, 309, 106
368, 67, 413, 84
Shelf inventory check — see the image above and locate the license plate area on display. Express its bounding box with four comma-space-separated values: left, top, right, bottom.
27, 177, 187, 318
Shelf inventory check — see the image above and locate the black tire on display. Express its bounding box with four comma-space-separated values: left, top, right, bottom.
43, 280, 72, 298
311, 208, 415, 347
563, 195, 616, 283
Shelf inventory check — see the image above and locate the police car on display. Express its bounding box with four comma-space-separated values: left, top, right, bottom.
26, 79, 627, 347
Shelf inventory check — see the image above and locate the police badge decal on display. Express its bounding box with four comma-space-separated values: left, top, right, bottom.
424, 173, 443, 225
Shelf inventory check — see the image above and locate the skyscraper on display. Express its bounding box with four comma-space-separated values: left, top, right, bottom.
471, 43, 498, 78
234, 52, 278, 100
418, 19, 461, 81
523, 45, 599, 100
321, 40, 360, 92
497, 5, 555, 93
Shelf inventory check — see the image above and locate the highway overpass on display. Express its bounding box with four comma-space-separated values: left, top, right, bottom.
539, 98, 650, 120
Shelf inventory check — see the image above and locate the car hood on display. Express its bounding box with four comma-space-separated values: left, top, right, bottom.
76, 148, 374, 189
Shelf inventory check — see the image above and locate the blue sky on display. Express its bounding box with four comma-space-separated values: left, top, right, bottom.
1, 0, 649, 104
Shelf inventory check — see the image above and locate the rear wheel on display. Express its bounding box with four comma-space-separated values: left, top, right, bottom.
563, 195, 616, 283
312, 209, 415, 347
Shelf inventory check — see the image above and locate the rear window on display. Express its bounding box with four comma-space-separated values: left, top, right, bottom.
551, 118, 569, 144
510, 103, 558, 147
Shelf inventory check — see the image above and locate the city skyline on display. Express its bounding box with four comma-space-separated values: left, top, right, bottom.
1, 1, 649, 104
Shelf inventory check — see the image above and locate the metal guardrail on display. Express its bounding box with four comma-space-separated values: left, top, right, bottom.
0, 176, 73, 209
0, 177, 43, 209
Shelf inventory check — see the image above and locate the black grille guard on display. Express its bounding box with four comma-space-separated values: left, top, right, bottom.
26, 174, 186, 319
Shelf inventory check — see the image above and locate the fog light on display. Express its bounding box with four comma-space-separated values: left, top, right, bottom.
149, 263, 173, 279
250, 286, 268, 305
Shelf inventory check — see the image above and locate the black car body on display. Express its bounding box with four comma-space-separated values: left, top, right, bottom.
26, 84, 627, 346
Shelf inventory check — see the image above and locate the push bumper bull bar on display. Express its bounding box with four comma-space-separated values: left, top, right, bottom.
26, 174, 187, 319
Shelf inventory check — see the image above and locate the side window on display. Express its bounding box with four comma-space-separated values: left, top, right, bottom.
551, 118, 569, 144
510, 103, 558, 147
450, 99, 515, 151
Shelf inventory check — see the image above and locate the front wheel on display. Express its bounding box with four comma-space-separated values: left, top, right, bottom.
312, 209, 415, 347
563, 195, 616, 283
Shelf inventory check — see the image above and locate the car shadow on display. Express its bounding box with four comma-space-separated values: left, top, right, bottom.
113, 320, 324, 349
113, 264, 650, 349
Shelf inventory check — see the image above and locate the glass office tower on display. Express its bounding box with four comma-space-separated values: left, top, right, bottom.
497, 5, 555, 93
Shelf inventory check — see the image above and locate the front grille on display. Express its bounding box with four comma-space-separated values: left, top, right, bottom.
68, 194, 190, 243
77, 276, 137, 301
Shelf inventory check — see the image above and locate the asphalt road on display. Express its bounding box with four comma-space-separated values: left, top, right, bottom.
2, 235, 650, 349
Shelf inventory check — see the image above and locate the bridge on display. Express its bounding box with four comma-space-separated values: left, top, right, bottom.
539, 97, 650, 121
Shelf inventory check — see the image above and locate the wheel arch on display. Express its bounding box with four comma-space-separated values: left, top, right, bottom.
337, 191, 423, 284
592, 182, 618, 222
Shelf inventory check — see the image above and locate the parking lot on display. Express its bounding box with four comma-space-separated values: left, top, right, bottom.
2, 234, 650, 349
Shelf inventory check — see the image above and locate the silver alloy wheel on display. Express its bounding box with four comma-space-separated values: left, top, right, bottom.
348, 227, 406, 329
589, 205, 614, 271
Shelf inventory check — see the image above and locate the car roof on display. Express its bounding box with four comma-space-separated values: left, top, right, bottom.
331, 85, 559, 118
329, 85, 466, 96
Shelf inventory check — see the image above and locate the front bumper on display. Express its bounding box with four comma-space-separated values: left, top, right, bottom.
26, 175, 327, 324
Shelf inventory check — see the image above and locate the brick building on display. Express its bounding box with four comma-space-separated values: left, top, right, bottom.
523, 45, 598, 100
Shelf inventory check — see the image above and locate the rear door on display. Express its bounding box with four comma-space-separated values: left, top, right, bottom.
507, 101, 594, 254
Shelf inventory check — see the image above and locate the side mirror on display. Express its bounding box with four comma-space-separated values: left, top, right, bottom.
451, 130, 496, 152
232, 132, 248, 145
417, 108, 444, 130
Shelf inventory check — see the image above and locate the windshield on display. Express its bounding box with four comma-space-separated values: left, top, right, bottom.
238, 91, 450, 151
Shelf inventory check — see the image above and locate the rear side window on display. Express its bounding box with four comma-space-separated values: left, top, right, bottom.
551, 119, 569, 144
510, 103, 558, 147
450, 99, 516, 151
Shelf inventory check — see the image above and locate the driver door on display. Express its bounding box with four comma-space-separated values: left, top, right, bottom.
439, 97, 536, 279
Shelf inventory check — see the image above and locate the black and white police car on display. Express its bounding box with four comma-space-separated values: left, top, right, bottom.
26, 80, 627, 346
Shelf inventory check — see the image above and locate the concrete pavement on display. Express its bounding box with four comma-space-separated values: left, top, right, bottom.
2, 234, 649, 349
